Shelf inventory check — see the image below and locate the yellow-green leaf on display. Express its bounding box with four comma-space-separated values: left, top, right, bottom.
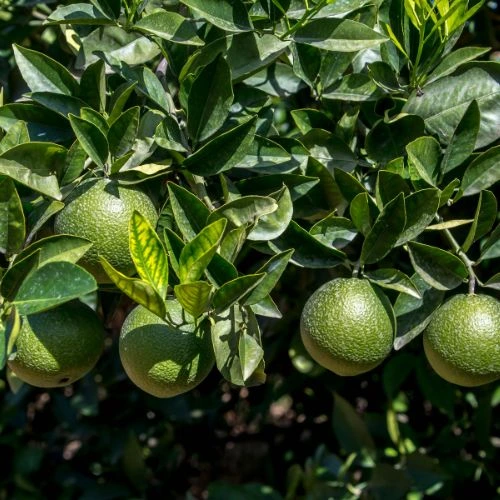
129, 210, 168, 299
100, 256, 166, 319
174, 281, 213, 318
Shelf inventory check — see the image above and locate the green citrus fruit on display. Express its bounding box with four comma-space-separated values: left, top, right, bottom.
119, 300, 215, 398
8, 301, 104, 388
300, 277, 394, 376
54, 178, 157, 283
423, 293, 500, 387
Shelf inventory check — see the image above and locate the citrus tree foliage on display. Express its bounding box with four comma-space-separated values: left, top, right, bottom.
0, 0, 499, 497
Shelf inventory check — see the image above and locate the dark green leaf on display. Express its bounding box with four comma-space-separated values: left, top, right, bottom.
183, 117, 257, 175
243, 250, 293, 305
187, 55, 233, 144
0, 178, 25, 255
291, 109, 333, 135
334, 168, 366, 203
441, 100, 480, 174
397, 189, 440, 245
13, 262, 97, 315
25, 200, 65, 243
236, 174, 319, 201
333, 393, 375, 455
108, 107, 140, 158
30, 92, 87, 118
181, 0, 253, 32
0, 250, 40, 300
250, 294, 282, 318
394, 274, 445, 350
13, 45, 79, 95
293, 18, 387, 52
350, 192, 379, 236
406, 136, 441, 186
134, 11, 204, 45
168, 182, 210, 240
376, 170, 411, 208
0, 121, 30, 154
269, 221, 345, 268
47, 3, 114, 24
213, 274, 265, 312
479, 224, 500, 262
322, 73, 383, 101
408, 242, 468, 291
363, 268, 421, 299
154, 116, 187, 153
461, 145, 500, 196
310, 215, 358, 250
404, 67, 500, 149
361, 193, 406, 265
69, 114, 109, 169
462, 190, 497, 252
79, 59, 106, 112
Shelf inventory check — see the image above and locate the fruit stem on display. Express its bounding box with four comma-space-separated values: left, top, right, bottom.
436, 216, 477, 295
184, 173, 215, 211
352, 260, 361, 278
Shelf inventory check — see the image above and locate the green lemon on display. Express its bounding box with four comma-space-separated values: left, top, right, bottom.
54, 178, 157, 283
119, 300, 215, 398
8, 301, 104, 388
423, 293, 500, 387
300, 278, 394, 376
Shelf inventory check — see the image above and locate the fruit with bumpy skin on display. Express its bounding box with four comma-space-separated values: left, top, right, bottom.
8, 301, 104, 388
300, 278, 394, 376
54, 178, 157, 283
119, 299, 215, 398
423, 293, 500, 387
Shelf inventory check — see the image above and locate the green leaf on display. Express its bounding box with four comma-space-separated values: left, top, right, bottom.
213, 273, 265, 313
396, 189, 440, 245
293, 18, 387, 52
108, 107, 140, 158
408, 242, 468, 291
100, 256, 166, 319
291, 109, 333, 135
219, 226, 246, 263
441, 100, 480, 174
361, 193, 406, 265
250, 294, 282, 319
181, 0, 253, 32
13, 45, 79, 96
461, 145, 500, 196
186, 55, 233, 144
69, 114, 109, 169
393, 273, 445, 350
168, 182, 210, 240
243, 250, 293, 306
134, 11, 204, 45
80, 59, 106, 112
108, 82, 137, 123
310, 215, 358, 250
207, 196, 278, 229
0, 158, 61, 200
269, 221, 345, 268
25, 199, 65, 243
363, 269, 421, 299
47, 3, 114, 24
174, 281, 212, 318
0, 250, 41, 300
479, 224, 500, 262
239, 330, 265, 384
0, 103, 72, 143
333, 393, 375, 455
247, 186, 293, 241
427, 47, 491, 84
350, 192, 379, 236
12, 262, 97, 315
30, 92, 87, 118
406, 136, 441, 186
366, 115, 425, 164
0, 178, 25, 255
129, 211, 169, 299
484, 273, 500, 291
462, 190, 497, 253
237, 135, 292, 171
183, 117, 257, 176
154, 116, 187, 153
439, 178, 460, 207
404, 67, 500, 149
0, 121, 30, 154
18, 234, 93, 267
236, 174, 319, 201
163, 227, 184, 279
212, 305, 266, 386
178, 219, 227, 283
376, 170, 411, 208
335, 168, 366, 203
322, 73, 383, 101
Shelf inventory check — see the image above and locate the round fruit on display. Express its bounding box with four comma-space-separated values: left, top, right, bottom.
54, 178, 157, 283
300, 277, 394, 376
119, 300, 215, 398
8, 301, 104, 388
423, 293, 500, 387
